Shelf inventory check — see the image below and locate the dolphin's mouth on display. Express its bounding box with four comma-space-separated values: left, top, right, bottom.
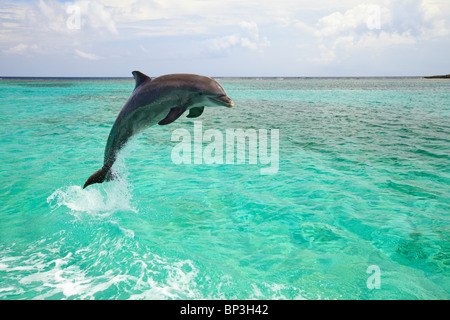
210, 95, 234, 107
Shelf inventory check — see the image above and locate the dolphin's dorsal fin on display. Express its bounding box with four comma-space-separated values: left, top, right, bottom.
132, 71, 151, 90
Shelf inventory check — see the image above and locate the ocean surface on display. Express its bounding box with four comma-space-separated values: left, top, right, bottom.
0, 77, 449, 300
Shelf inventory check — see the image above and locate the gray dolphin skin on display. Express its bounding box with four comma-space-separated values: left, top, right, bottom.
83, 70, 234, 189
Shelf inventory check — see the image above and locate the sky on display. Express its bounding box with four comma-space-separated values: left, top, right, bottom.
0, 0, 449, 77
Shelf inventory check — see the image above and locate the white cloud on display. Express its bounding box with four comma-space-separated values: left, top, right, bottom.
312, 31, 416, 63
0, 1, 119, 43
306, 3, 393, 38
315, 6, 366, 37
75, 0, 118, 35
2, 43, 42, 56
239, 21, 270, 51
240, 21, 259, 40
0, 0, 273, 57
75, 49, 102, 60
308, 44, 338, 64
0, 0, 122, 63
0, 0, 449, 76
206, 35, 241, 52
3, 43, 29, 55
358, 31, 416, 48
418, 0, 450, 39
294, 0, 450, 66
421, 0, 442, 20
203, 21, 270, 56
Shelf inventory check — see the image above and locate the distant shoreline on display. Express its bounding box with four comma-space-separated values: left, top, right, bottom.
423, 74, 450, 79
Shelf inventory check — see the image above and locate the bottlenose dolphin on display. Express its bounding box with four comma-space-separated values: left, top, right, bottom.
83, 71, 234, 189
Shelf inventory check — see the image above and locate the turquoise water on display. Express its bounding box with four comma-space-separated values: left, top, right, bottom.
0, 77, 449, 299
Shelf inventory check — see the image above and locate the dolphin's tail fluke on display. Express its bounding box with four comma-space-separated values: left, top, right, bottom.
83, 166, 110, 189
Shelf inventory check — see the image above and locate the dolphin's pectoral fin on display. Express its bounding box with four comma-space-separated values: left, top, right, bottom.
158, 106, 188, 125
186, 106, 204, 118
132, 71, 151, 90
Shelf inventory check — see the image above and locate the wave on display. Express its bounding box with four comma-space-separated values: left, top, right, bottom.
0, 233, 306, 300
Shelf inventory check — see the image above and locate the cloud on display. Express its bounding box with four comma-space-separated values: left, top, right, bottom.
294, 0, 450, 65
2, 43, 42, 56
0, 0, 273, 59
1, 0, 449, 76
358, 31, 416, 48
0, 1, 119, 46
314, 4, 392, 37
418, 0, 450, 38
206, 35, 241, 53
308, 31, 415, 64
239, 21, 270, 50
3, 43, 28, 55
203, 21, 270, 56
0, 0, 124, 68
74, 0, 118, 35
75, 49, 102, 60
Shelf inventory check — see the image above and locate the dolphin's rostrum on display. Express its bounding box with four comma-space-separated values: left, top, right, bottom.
83, 71, 234, 189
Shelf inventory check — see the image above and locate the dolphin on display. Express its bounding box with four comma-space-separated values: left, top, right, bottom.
83, 71, 234, 189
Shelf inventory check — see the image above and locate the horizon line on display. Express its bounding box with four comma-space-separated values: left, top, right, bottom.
0, 75, 431, 80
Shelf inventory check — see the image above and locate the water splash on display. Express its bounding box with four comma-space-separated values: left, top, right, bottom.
47, 158, 136, 217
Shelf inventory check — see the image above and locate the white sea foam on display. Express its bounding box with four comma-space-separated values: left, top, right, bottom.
47, 158, 136, 217
2, 237, 311, 300
1, 239, 203, 299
